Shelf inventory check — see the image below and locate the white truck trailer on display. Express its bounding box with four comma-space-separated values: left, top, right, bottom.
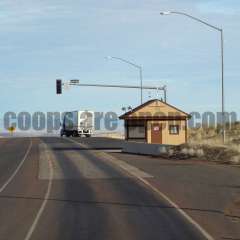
61, 111, 94, 137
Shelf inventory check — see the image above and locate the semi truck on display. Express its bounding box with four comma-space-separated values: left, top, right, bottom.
60, 111, 94, 137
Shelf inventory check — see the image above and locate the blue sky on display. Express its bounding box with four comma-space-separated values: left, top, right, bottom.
0, 0, 239, 125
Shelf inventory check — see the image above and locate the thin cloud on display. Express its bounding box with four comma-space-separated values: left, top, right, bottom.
196, 0, 239, 15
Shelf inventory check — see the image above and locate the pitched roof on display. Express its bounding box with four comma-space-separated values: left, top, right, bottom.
119, 99, 191, 119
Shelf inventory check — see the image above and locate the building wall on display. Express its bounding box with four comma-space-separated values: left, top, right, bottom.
147, 120, 187, 145
129, 101, 187, 118
123, 100, 189, 145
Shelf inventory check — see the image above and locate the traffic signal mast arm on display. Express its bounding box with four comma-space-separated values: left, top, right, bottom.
56, 79, 167, 102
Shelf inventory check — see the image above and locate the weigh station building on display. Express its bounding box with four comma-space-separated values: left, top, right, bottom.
119, 99, 191, 145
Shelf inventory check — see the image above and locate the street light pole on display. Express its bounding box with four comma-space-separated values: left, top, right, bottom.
160, 11, 225, 144
140, 67, 143, 104
107, 56, 143, 104
220, 29, 225, 144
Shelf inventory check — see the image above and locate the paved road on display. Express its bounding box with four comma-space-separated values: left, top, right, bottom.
74, 137, 240, 239
0, 137, 239, 239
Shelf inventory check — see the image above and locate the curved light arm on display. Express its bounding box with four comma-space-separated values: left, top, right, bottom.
160, 11, 222, 32
107, 56, 141, 69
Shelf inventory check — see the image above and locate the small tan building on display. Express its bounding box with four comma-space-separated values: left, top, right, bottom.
119, 99, 191, 145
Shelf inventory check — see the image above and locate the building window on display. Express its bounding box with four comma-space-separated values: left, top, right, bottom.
169, 125, 179, 135
128, 126, 146, 139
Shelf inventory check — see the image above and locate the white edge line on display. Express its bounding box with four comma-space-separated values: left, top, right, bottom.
132, 174, 214, 240
65, 137, 215, 240
24, 143, 53, 240
0, 138, 33, 193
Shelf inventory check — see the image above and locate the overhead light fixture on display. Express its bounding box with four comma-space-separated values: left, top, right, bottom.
105, 56, 113, 60
160, 11, 172, 15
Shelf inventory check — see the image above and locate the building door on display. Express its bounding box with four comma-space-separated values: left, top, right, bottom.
151, 123, 162, 144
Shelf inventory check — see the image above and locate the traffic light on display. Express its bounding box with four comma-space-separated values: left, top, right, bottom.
56, 79, 62, 94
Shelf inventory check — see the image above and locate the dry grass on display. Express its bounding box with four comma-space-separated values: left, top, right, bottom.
188, 122, 240, 147
94, 131, 125, 139
168, 143, 240, 164
168, 124, 240, 164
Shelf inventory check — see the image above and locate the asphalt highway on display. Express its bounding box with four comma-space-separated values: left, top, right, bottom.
0, 137, 239, 240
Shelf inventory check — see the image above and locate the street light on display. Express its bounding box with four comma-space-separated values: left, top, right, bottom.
106, 56, 143, 104
160, 11, 171, 15
160, 11, 225, 144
